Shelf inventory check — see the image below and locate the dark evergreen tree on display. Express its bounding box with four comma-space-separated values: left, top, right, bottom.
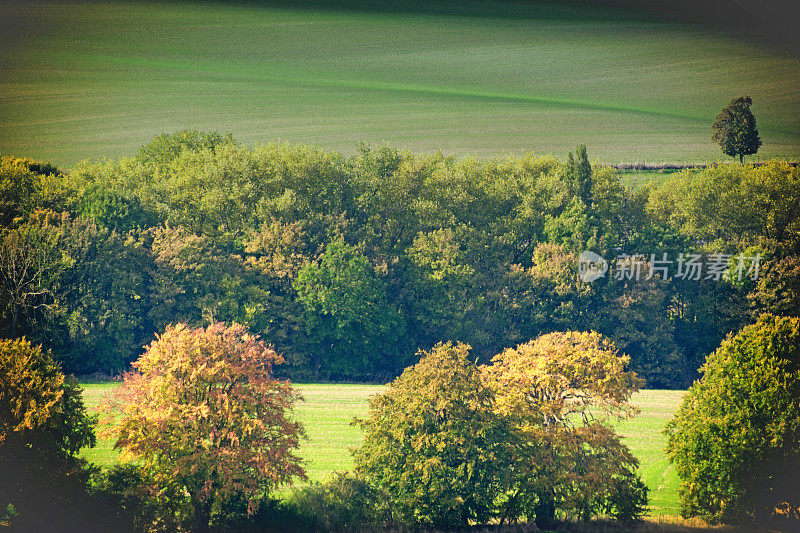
575, 144, 593, 205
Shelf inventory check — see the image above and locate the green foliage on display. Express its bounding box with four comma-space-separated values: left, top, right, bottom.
353, 342, 516, 528
750, 255, 800, 317
105, 323, 306, 532
502, 243, 592, 342
712, 96, 762, 163
0, 216, 152, 373
566, 144, 593, 205
294, 240, 403, 378
286, 473, 392, 531
599, 275, 683, 388
4, 134, 799, 386
0, 156, 72, 226
666, 314, 800, 524
650, 161, 800, 250
77, 184, 157, 233
136, 129, 235, 165
0, 220, 63, 339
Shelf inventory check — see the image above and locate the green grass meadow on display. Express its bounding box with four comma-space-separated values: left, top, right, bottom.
2, 1, 799, 165
80, 384, 684, 518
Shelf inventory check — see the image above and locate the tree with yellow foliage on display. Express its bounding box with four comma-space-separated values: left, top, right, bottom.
482, 331, 647, 527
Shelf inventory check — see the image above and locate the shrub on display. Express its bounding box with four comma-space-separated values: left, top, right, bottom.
285, 473, 392, 531
666, 314, 800, 524
353, 342, 516, 528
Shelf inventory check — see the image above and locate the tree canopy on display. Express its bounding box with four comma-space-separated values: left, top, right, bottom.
666, 314, 800, 523
712, 95, 762, 163
105, 322, 306, 532
353, 342, 516, 528
2, 139, 799, 387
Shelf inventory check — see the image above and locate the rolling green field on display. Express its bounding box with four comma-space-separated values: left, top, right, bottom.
2, 1, 799, 165
80, 383, 684, 518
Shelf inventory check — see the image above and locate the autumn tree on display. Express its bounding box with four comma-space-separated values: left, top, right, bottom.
712, 96, 762, 164
105, 323, 306, 532
666, 314, 800, 524
353, 342, 516, 528
0, 338, 105, 531
481, 331, 647, 528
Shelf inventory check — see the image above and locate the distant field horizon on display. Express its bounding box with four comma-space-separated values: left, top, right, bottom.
2, 0, 799, 165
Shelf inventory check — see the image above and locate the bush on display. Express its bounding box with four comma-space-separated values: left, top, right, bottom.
353, 342, 516, 528
285, 473, 392, 531
666, 314, 800, 524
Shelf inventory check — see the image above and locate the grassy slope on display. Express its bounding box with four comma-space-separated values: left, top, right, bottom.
1, 1, 798, 165
80, 383, 684, 518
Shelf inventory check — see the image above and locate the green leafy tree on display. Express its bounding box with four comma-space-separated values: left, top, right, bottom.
55, 217, 153, 373
136, 129, 235, 166
482, 331, 647, 528
353, 342, 516, 528
749, 255, 800, 317
104, 323, 306, 532
600, 273, 684, 388
293, 240, 403, 378
0, 156, 72, 226
712, 96, 762, 164
0, 221, 62, 338
501, 243, 593, 346
405, 227, 475, 347
666, 314, 800, 524
76, 184, 157, 233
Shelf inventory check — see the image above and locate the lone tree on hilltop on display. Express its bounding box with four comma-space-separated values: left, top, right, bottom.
712, 95, 762, 164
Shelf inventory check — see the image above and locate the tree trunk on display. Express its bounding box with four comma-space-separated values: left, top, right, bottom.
11, 303, 19, 337
534, 492, 556, 530
192, 498, 212, 533
740, 154, 744, 164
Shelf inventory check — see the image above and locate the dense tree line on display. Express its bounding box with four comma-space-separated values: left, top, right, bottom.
2, 132, 799, 386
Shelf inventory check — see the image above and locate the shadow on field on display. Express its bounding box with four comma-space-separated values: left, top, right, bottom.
202, 0, 800, 52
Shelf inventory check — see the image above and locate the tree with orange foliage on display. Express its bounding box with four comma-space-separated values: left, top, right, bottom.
104, 323, 306, 532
